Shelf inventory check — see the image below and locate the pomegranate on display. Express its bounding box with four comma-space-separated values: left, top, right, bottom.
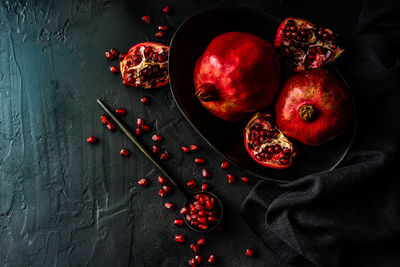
120, 42, 169, 89
274, 17, 344, 72
193, 32, 280, 121
244, 112, 295, 169
275, 69, 353, 146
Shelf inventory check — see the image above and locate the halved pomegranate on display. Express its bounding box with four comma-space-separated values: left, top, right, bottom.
120, 42, 169, 89
274, 17, 344, 72
244, 112, 295, 169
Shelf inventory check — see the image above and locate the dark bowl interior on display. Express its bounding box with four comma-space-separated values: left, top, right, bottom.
169, 8, 356, 183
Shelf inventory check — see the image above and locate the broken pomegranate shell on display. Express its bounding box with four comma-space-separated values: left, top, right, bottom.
120, 42, 169, 89
274, 17, 344, 72
244, 112, 296, 169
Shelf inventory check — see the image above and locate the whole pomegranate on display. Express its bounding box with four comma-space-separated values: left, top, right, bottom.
275, 69, 353, 146
193, 32, 280, 121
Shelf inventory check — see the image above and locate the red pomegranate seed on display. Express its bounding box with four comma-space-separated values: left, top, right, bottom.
195, 255, 203, 264
120, 149, 130, 157
221, 161, 229, 169
188, 258, 196, 267
158, 25, 169, 31
197, 238, 206, 246
181, 146, 190, 153
86, 136, 97, 144
138, 178, 148, 186
187, 179, 197, 189
164, 202, 175, 210
162, 5, 170, 14
190, 243, 199, 253
141, 96, 149, 104
158, 189, 166, 198
142, 14, 151, 23
201, 169, 210, 178
136, 118, 144, 127
135, 128, 142, 136
152, 134, 163, 142
155, 31, 165, 37
180, 206, 188, 214
119, 53, 127, 60
205, 200, 213, 210
110, 65, 119, 74
195, 158, 205, 165
246, 248, 255, 257
174, 234, 185, 243
100, 115, 108, 124
163, 185, 171, 194
199, 224, 208, 231
241, 176, 250, 184
190, 144, 200, 151
158, 176, 166, 184
160, 151, 169, 160
142, 125, 151, 132
105, 51, 114, 60
115, 108, 126, 116
174, 219, 184, 226
110, 48, 119, 57
208, 255, 216, 264
106, 122, 115, 131
152, 145, 160, 154
227, 174, 235, 184
201, 183, 209, 192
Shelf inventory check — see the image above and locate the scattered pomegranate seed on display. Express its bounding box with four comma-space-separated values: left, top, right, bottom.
120, 148, 130, 157
105, 51, 114, 60
195, 158, 205, 165
190, 144, 200, 151
160, 151, 169, 160
221, 161, 229, 169
119, 53, 127, 60
174, 219, 184, 226
100, 114, 108, 124
190, 243, 199, 253
246, 248, 255, 257
110, 48, 119, 57
158, 25, 169, 31
163, 185, 171, 194
115, 108, 126, 116
110, 65, 119, 74
142, 14, 151, 23
180, 206, 188, 214
142, 125, 151, 132
208, 254, 216, 264
187, 179, 197, 189
158, 189, 166, 198
202, 169, 210, 178
152, 145, 160, 154
197, 238, 206, 246
201, 183, 209, 192
157, 176, 166, 184
155, 31, 165, 37
141, 96, 149, 104
241, 176, 250, 184
135, 128, 142, 136
181, 146, 190, 153
199, 224, 208, 231
174, 234, 185, 243
106, 122, 115, 131
164, 202, 175, 210
195, 255, 203, 264
86, 136, 97, 144
136, 118, 144, 127
188, 258, 196, 267
227, 174, 235, 184
152, 134, 163, 142
138, 178, 148, 186
162, 5, 170, 14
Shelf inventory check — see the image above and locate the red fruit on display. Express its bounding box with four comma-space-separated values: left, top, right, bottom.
274, 17, 344, 72
86, 136, 97, 143
187, 179, 197, 189
142, 125, 151, 132
137, 118, 144, 127
135, 128, 142, 136
205, 200, 213, 210
202, 169, 210, 179
110, 65, 119, 74
174, 234, 185, 243
189, 144, 200, 151
227, 174, 235, 184
193, 32, 280, 121
275, 69, 353, 146
152, 134, 163, 142
195, 158, 205, 165
188, 258, 196, 267
119, 53, 127, 60
100, 115, 108, 124
152, 145, 160, 154
155, 31, 165, 38
246, 248, 255, 257
160, 151, 169, 160
221, 161, 229, 169
142, 14, 151, 23
201, 183, 209, 192
120, 149, 130, 157
208, 254, 216, 264
115, 108, 126, 116
162, 5, 170, 14
138, 178, 148, 186
105, 51, 114, 60
180, 206, 188, 214
165, 202, 175, 210
158, 25, 169, 31
158, 176, 167, 184
163, 185, 171, 194
195, 255, 203, 264
141, 96, 149, 104
120, 42, 169, 89
190, 243, 199, 253
199, 224, 208, 231
181, 146, 190, 153
106, 122, 115, 131
241, 176, 250, 184
244, 112, 296, 169
197, 238, 206, 246
174, 219, 184, 226
158, 189, 166, 197
110, 48, 119, 57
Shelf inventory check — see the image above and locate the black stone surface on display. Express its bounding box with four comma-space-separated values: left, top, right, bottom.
0, 0, 360, 266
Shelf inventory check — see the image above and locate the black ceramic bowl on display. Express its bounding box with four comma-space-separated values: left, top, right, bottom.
169, 8, 356, 183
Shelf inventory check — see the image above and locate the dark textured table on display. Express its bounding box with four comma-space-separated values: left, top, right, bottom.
0, 0, 360, 266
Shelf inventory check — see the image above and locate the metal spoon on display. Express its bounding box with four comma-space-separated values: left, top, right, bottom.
97, 99, 223, 232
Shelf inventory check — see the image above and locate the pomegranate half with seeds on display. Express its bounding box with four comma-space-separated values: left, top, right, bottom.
244, 112, 295, 169
120, 42, 169, 89
194, 32, 280, 121
274, 17, 344, 72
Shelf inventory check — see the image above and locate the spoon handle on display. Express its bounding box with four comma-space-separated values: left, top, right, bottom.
97, 99, 190, 198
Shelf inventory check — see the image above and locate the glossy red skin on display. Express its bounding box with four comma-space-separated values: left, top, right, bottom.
275, 69, 353, 146
194, 32, 280, 121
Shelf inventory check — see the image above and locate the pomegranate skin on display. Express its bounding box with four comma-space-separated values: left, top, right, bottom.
194, 32, 280, 121
275, 69, 353, 146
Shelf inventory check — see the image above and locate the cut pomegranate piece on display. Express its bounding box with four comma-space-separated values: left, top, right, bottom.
274, 17, 344, 72
120, 42, 169, 89
244, 112, 296, 169
86, 136, 97, 144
